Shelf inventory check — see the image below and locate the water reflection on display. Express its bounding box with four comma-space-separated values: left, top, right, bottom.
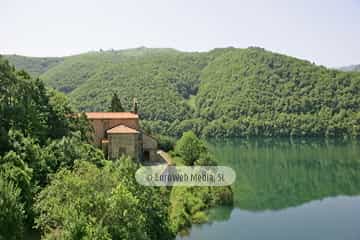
178, 138, 360, 240
207, 138, 360, 211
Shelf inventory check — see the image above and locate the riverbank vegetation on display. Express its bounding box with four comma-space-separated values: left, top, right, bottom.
168, 131, 233, 233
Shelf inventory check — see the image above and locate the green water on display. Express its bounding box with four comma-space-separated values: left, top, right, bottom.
177, 138, 360, 240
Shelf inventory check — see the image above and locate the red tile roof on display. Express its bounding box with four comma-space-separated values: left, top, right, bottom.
107, 125, 139, 134
85, 112, 138, 120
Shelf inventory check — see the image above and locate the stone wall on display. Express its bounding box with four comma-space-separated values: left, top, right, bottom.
107, 133, 140, 160
89, 118, 140, 147
142, 134, 158, 162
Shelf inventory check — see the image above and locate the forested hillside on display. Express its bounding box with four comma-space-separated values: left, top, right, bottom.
0, 57, 232, 239
197, 48, 360, 137
5, 47, 360, 138
0, 56, 175, 239
4, 55, 64, 77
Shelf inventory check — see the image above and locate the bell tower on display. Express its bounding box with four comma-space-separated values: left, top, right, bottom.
132, 98, 138, 114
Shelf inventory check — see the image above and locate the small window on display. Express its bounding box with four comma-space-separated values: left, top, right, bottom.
119, 147, 127, 156
144, 150, 150, 161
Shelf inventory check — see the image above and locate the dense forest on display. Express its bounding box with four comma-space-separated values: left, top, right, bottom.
4, 55, 64, 77
0, 56, 231, 239
5, 47, 360, 138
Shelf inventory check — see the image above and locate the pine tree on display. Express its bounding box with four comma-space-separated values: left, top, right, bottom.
109, 93, 124, 112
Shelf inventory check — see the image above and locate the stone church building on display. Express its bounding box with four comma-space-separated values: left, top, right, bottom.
85, 112, 158, 162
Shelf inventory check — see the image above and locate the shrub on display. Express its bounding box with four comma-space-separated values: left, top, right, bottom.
174, 131, 204, 165
156, 135, 176, 151
0, 175, 26, 240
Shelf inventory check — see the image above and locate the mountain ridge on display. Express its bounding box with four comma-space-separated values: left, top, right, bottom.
4, 47, 360, 137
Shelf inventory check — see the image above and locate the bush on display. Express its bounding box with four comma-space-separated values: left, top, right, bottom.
174, 131, 204, 165
0, 175, 26, 240
191, 211, 208, 224
34, 159, 173, 240
156, 135, 176, 151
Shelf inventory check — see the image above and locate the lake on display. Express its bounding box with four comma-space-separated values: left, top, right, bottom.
177, 138, 360, 240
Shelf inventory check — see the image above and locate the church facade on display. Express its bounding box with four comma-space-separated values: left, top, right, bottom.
85, 112, 158, 162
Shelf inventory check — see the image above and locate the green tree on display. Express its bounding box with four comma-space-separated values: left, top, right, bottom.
174, 131, 204, 165
109, 92, 124, 112
0, 148, 33, 219
34, 159, 173, 240
41, 132, 105, 184
0, 56, 81, 151
156, 135, 176, 151
69, 112, 94, 143
113, 158, 173, 240
34, 160, 147, 239
0, 175, 26, 240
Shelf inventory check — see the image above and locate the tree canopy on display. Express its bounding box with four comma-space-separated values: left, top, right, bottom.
0, 55, 234, 239
0, 56, 174, 239
6, 47, 360, 138
0, 175, 26, 240
34, 159, 173, 240
109, 92, 124, 112
174, 131, 204, 165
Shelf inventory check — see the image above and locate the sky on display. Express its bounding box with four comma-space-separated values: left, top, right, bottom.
1, 0, 359, 67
